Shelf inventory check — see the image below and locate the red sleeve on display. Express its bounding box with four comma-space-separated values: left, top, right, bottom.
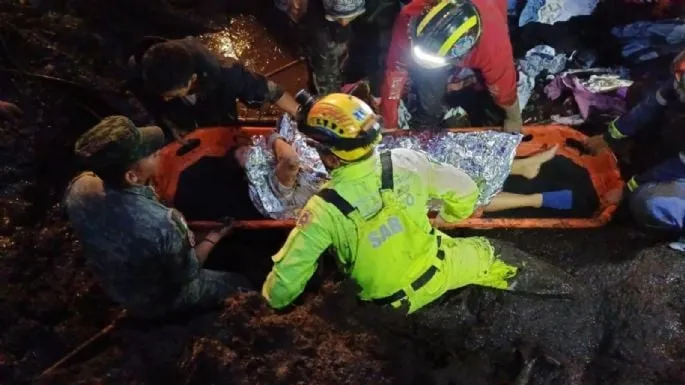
464, 3, 517, 107
379, 3, 417, 128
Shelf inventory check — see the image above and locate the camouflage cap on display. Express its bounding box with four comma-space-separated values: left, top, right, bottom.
74, 115, 165, 169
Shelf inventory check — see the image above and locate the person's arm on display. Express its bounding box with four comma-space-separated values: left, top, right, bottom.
627, 151, 685, 191
193, 224, 234, 265
273, 91, 300, 117
262, 199, 334, 308
159, 209, 202, 285
269, 132, 300, 189
603, 79, 679, 149
222, 63, 286, 109
398, 149, 479, 222
228, 63, 299, 117
379, 7, 412, 129
471, 31, 520, 132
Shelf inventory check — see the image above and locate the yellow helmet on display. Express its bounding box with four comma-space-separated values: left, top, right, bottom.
300, 93, 382, 162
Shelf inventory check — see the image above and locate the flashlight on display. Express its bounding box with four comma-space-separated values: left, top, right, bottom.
412, 46, 449, 68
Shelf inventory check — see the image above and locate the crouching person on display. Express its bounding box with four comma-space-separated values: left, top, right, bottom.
64, 116, 252, 319
584, 51, 685, 251
261, 94, 574, 314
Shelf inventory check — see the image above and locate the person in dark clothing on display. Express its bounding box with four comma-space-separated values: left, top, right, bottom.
127, 37, 300, 138
584, 50, 685, 251
64, 115, 253, 319
276, 0, 401, 97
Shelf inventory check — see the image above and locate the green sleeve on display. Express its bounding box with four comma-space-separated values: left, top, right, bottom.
261, 198, 335, 308
438, 188, 480, 223
418, 151, 479, 222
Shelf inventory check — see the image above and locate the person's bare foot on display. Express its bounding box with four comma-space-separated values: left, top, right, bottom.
518, 145, 559, 180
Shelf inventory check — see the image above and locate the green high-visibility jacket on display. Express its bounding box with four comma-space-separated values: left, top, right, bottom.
262, 148, 499, 313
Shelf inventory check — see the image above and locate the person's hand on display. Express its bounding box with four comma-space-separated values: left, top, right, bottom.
214, 220, 235, 239
287, 0, 307, 22
500, 99, 522, 133
502, 117, 522, 133
430, 215, 447, 227
605, 187, 624, 205
0, 101, 22, 122
583, 134, 610, 155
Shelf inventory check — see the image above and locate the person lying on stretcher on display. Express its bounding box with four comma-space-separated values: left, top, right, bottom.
238, 110, 573, 221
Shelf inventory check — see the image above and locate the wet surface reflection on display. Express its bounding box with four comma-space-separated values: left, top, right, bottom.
199, 15, 308, 121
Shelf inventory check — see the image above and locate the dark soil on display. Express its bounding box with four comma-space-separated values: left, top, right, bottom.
1, 1, 684, 385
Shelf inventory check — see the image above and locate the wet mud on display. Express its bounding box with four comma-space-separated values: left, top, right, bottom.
1, 1, 684, 385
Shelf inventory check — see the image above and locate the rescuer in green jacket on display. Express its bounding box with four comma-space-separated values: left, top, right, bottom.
262, 92, 574, 313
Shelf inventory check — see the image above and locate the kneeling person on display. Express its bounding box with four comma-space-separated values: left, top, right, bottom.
584, 50, 685, 251
64, 116, 252, 319
128, 37, 300, 136
262, 94, 573, 313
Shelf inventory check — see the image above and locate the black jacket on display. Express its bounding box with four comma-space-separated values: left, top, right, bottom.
128, 36, 283, 133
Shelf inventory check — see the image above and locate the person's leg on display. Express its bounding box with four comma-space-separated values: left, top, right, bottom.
486, 239, 577, 296
483, 192, 543, 212
629, 180, 685, 251
442, 237, 576, 296
171, 269, 253, 313
485, 190, 574, 212
307, 17, 351, 95
510, 145, 559, 179
479, 144, 572, 212
365, 1, 401, 96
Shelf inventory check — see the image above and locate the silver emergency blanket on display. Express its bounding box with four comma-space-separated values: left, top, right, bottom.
245, 115, 522, 219
244, 115, 328, 220
563, 68, 634, 93
517, 45, 568, 111
519, 0, 599, 27
377, 131, 522, 206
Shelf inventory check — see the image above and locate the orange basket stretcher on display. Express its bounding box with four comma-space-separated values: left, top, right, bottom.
152, 125, 624, 231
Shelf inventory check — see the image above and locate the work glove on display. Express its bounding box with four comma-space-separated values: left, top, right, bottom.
501, 98, 523, 133
0, 100, 22, 122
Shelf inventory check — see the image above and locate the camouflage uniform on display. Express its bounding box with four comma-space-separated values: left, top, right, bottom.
303, 0, 401, 95
64, 116, 251, 319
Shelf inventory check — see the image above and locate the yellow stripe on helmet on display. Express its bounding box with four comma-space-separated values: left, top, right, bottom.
438, 14, 478, 56
416, 0, 451, 35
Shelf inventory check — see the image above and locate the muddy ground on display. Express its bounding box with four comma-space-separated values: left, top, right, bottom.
0, 1, 684, 384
